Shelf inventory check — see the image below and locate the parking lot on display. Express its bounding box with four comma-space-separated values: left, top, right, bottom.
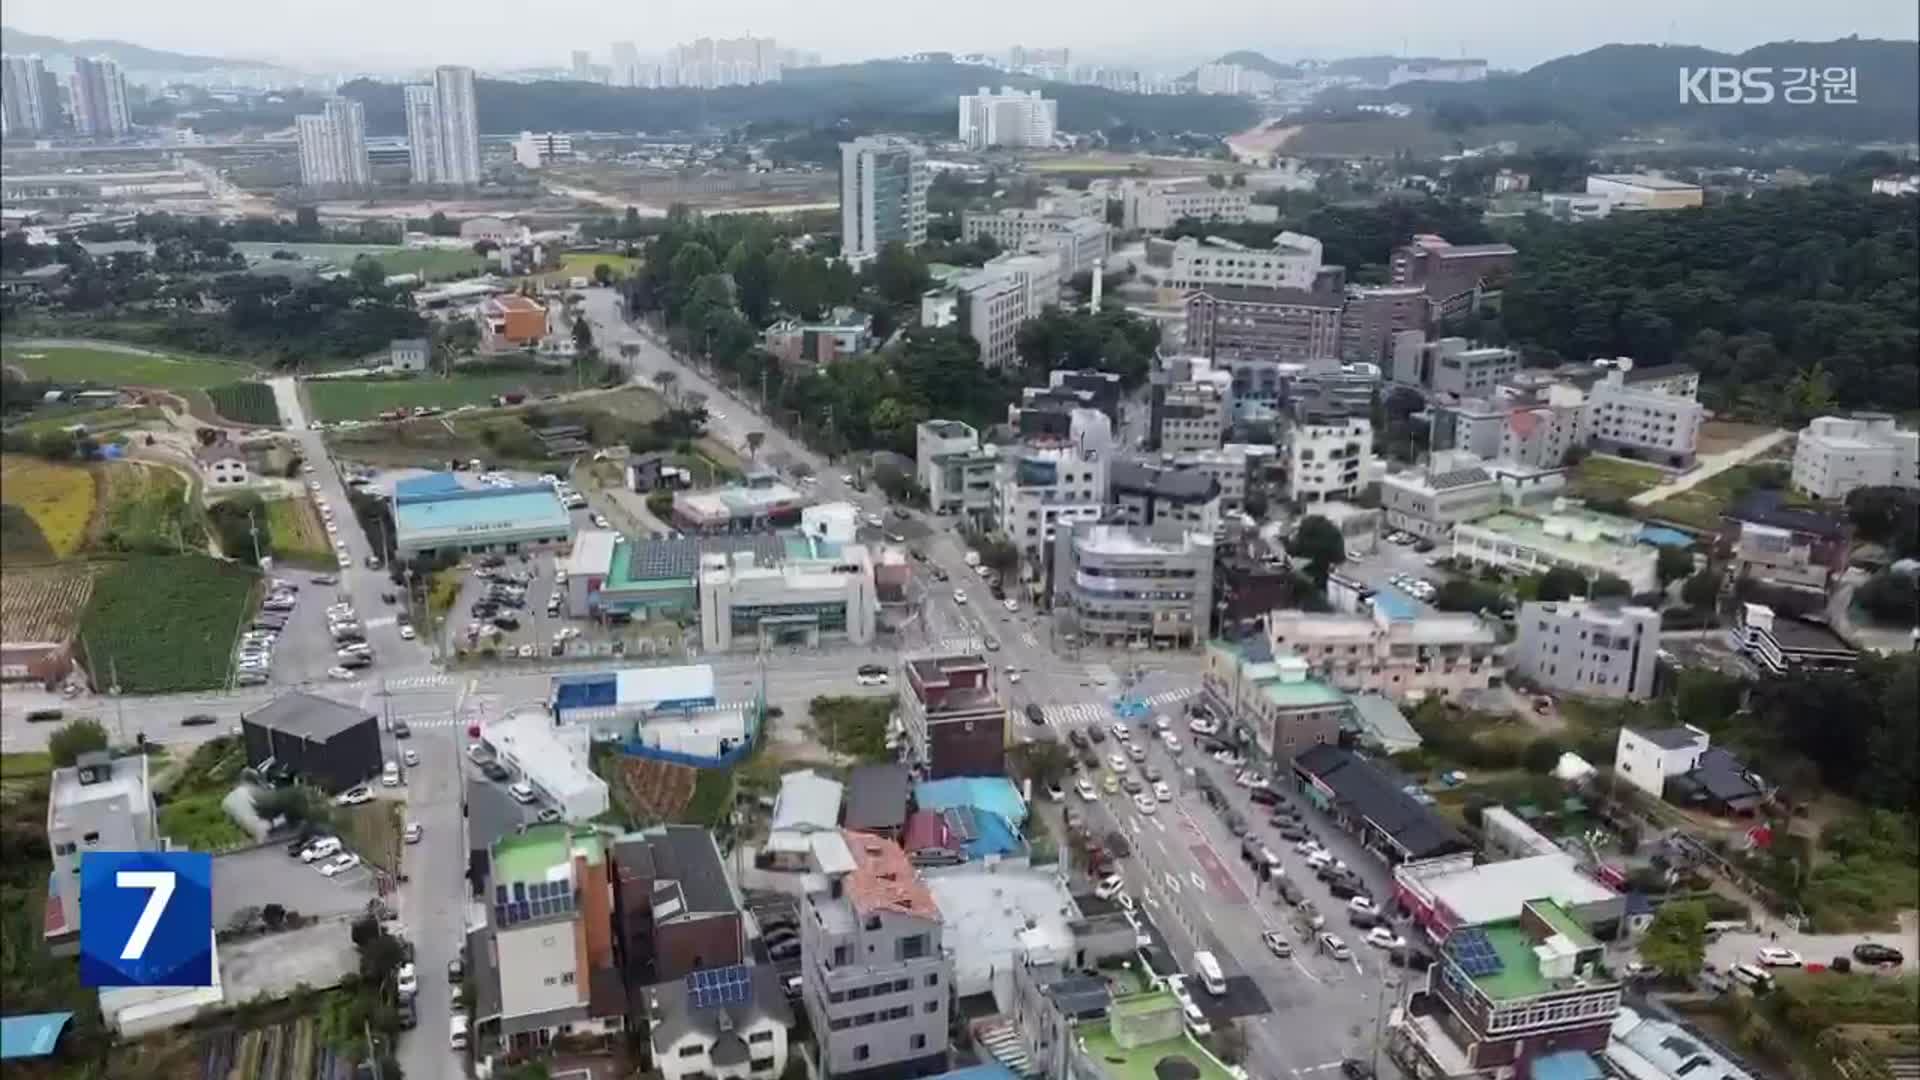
212, 843, 377, 926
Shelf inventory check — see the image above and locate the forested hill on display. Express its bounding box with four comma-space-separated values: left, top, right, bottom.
1484, 184, 1918, 419
341, 61, 1258, 138
1333, 38, 1918, 141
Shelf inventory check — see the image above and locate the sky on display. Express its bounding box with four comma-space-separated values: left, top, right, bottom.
5, 0, 1917, 73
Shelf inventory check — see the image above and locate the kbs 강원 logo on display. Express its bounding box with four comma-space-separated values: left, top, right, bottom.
1679, 67, 1859, 105
79, 851, 214, 987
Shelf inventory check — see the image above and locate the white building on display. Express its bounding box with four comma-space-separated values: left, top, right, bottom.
1585, 174, 1704, 211
70, 56, 130, 138
1283, 413, 1371, 503
646, 967, 792, 1080
960, 209, 1110, 281
1387, 59, 1488, 85
430, 65, 481, 185
1195, 63, 1276, 96
1165, 443, 1276, 512
1510, 600, 1661, 701
1, 55, 53, 136
1424, 338, 1519, 398
939, 252, 1060, 370
1118, 179, 1275, 232
958, 86, 1058, 149
1451, 508, 1660, 595
1585, 360, 1703, 469
1140, 232, 1323, 292
840, 136, 928, 263
1054, 524, 1214, 648
389, 338, 430, 372
1612, 725, 1710, 799
1871, 175, 1920, 197
402, 84, 438, 184
198, 443, 251, 488
512, 131, 574, 169
479, 708, 611, 821
1379, 457, 1501, 542
996, 442, 1109, 562
697, 543, 877, 651
916, 419, 999, 520
46, 751, 158, 945
1791, 414, 1920, 499
295, 98, 372, 189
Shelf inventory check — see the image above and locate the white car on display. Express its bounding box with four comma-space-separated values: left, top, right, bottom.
1366, 927, 1406, 950
864, 514, 885, 528
1133, 792, 1157, 814
308, 480, 322, 492
1003, 598, 1019, 613
1189, 718, 1219, 736
953, 589, 968, 605
396, 963, 418, 998
1110, 723, 1130, 742
337, 555, 352, 568
1161, 732, 1183, 754
403, 748, 420, 766
839, 474, 856, 485
1108, 753, 1130, 774
1348, 896, 1377, 915
1076, 777, 1098, 801
856, 673, 888, 687
302, 463, 315, 475
1153, 781, 1174, 802
334, 785, 373, 806
1093, 874, 1126, 901
591, 513, 611, 529
319, 853, 362, 877
324, 521, 339, 534
327, 666, 358, 681
398, 625, 416, 640
404, 822, 423, 844
1757, 947, 1803, 968
299, 837, 342, 863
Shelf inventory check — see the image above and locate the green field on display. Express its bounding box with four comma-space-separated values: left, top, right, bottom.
304, 372, 583, 421
77, 555, 259, 693
529, 252, 641, 284
264, 498, 331, 566
206, 382, 282, 426
1569, 456, 1667, 505
1649, 464, 1813, 531
2, 344, 253, 389
234, 242, 488, 282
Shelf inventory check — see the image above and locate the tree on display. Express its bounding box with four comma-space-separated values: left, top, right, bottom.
1846, 486, 1920, 558
1536, 566, 1589, 603
571, 314, 595, 356
251, 784, 335, 830
1657, 546, 1696, 587
977, 536, 1021, 582
1682, 568, 1721, 611
1640, 900, 1709, 978
49, 718, 110, 766
591, 262, 615, 287
646, 489, 675, 518
1855, 571, 1919, 626
651, 369, 680, 407
1591, 574, 1632, 599
206, 493, 269, 562
1289, 516, 1345, 584
1008, 740, 1072, 790
744, 431, 766, 461
866, 242, 930, 308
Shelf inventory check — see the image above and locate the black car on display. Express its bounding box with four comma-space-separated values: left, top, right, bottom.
857, 663, 887, 678
493, 615, 521, 631
1341, 1060, 1376, 1080
470, 602, 498, 617
380, 591, 398, 605
397, 998, 417, 1030
1025, 703, 1045, 725
1067, 729, 1089, 750
1105, 830, 1131, 858
1249, 787, 1281, 807
1087, 727, 1107, 744
1853, 943, 1905, 966
1224, 813, 1248, 837
481, 762, 512, 782
182, 713, 219, 727
392, 719, 411, 738
1329, 879, 1366, 901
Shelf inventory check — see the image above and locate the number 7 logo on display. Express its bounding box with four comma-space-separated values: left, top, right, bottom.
116, 870, 176, 961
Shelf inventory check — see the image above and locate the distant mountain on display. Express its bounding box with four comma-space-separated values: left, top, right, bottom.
1334, 38, 1918, 141
1185, 51, 1304, 82
0, 25, 285, 73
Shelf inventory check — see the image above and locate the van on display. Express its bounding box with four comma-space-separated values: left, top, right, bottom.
382, 761, 400, 787
448, 1013, 469, 1051
1193, 950, 1227, 995
1730, 963, 1773, 992
509, 782, 537, 804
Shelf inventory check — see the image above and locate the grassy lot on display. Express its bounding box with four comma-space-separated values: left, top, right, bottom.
338, 801, 403, 874
233, 242, 488, 281
0, 454, 97, 557
5, 403, 167, 437
77, 555, 259, 692
90, 461, 200, 554
206, 381, 282, 426
304, 372, 582, 421
1569, 456, 1667, 504
0, 752, 52, 779
265, 497, 332, 567
155, 736, 250, 850
376, 248, 489, 279
806, 696, 895, 763
1, 343, 254, 388
526, 252, 641, 284
1648, 466, 1816, 531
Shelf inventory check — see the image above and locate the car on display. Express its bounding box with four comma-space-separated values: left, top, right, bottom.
1852, 943, 1905, 967
1127, 742, 1147, 763
182, 713, 219, 727
1348, 896, 1377, 915
396, 963, 418, 998
536, 808, 561, 823
984, 636, 1000, 651
1160, 732, 1183, 754
1002, 597, 1019, 613
591, 513, 612, 529
311, 574, 336, 585
403, 748, 421, 766
1223, 813, 1248, 837
404, 822, 424, 844
953, 589, 968, 605
481, 762, 512, 782
1757, 947, 1803, 968
448, 955, 466, 982
509, 782, 537, 804
319, 853, 363, 877
299, 837, 343, 863
327, 665, 358, 681
1133, 792, 1158, 814
334, 786, 373, 806
1025, 703, 1045, 725
1076, 778, 1098, 801
1101, 772, 1119, 794
1108, 752, 1130, 773
1087, 726, 1107, 744
1367, 927, 1405, 950
1094, 874, 1126, 901
1153, 781, 1173, 802
840, 474, 856, 485
1046, 782, 1065, 802
1320, 933, 1351, 959
856, 672, 889, 687
1121, 775, 1145, 795
1263, 931, 1293, 958
1341, 1060, 1377, 1080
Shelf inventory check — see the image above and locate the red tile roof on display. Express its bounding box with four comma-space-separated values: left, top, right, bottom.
843, 829, 938, 921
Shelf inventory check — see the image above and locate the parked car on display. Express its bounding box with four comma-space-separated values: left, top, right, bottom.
334, 786, 372, 806
481, 762, 512, 782
319, 853, 362, 877
1853, 943, 1905, 967
1263, 931, 1293, 958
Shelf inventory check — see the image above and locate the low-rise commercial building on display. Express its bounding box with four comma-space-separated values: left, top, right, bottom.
1451, 509, 1659, 595
1509, 601, 1660, 701
1394, 851, 1624, 945
1790, 414, 1920, 500
1265, 607, 1501, 702
916, 420, 999, 521
477, 825, 626, 1053
240, 692, 382, 793
1202, 638, 1354, 766
900, 653, 1007, 779
392, 474, 573, 560
1379, 460, 1501, 542
480, 294, 548, 349
1424, 339, 1519, 399
1584, 360, 1703, 468
1291, 744, 1468, 864
1148, 355, 1234, 452
1052, 524, 1213, 649
1726, 602, 1859, 676
611, 825, 746, 988
763, 307, 873, 367
1165, 443, 1276, 512
1720, 492, 1851, 597
1282, 410, 1371, 503
1107, 460, 1221, 534
994, 443, 1108, 563
478, 708, 611, 821
799, 831, 953, 1080
673, 471, 809, 533
698, 540, 876, 652
1585, 173, 1703, 211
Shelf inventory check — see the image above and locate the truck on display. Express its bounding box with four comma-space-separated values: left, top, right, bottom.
1193, 951, 1228, 995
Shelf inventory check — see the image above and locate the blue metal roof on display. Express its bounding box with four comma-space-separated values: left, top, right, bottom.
395, 472, 465, 500
0, 1012, 74, 1060
1637, 526, 1696, 548
927, 1066, 1019, 1080
915, 777, 1027, 828
1530, 1051, 1603, 1080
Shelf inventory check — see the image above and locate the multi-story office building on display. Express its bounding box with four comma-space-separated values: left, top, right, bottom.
1343, 285, 1429, 366
915, 420, 999, 521
1584, 360, 1703, 468
696, 542, 877, 652
432, 65, 481, 185
960, 209, 1109, 281
45, 751, 159, 948
1183, 280, 1345, 364
800, 831, 952, 1080
295, 98, 372, 189
1379, 459, 1501, 542
609, 41, 642, 86
1118, 179, 1272, 232
840, 136, 929, 263
946, 266, 1028, 370
1509, 600, 1660, 701
1267, 608, 1501, 702
898, 653, 1008, 779
402, 84, 438, 183
995, 442, 1108, 562
1150, 358, 1233, 452
1202, 638, 1353, 767
958, 86, 1058, 148
1791, 414, 1920, 499
1107, 461, 1221, 535
1013, 369, 1125, 428
1390, 233, 1516, 308
1282, 410, 1371, 503
2, 55, 53, 136
1140, 232, 1323, 293
1726, 601, 1859, 677
69, 56, 130, 138
1052, 525, 1215, 649
610, 825, 745, 988
1723, 511, 1849, 597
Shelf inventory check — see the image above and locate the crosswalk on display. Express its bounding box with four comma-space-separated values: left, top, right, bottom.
1039, 686, 1197, 727
381, 674, 450, 691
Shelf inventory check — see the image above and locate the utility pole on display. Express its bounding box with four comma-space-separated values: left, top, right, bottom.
362, 1022, 384, 1080
247, 509, 263, 567
108, 655, 126, 744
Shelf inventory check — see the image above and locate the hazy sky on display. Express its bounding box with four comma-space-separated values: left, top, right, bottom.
7, 0, 1917, 72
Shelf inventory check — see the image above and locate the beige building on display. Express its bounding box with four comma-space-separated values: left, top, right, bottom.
1379, 457, 1501, 542
1265, 608, 1501, 701
1118, 179, 1277, 232
1585, 173, 1704, 211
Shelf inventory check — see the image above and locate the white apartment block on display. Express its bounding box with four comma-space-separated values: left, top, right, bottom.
995, 444, 1109, 562
70, 56, 130, 138
431, 66, 481, 185
402, 84, 438, 183
1266, 608, 1501, 701
840, 136, 929, 262
512, 131, 574, 169
1584, 361, 1703, 468
1, 55, 53, 136
295, 98, 372, 188
1195, 63, 1277, 96
1613, 725, 1709, 799
1119, 179, 1274, 232
958, 86, 1058, 148
1140, 232, 1323, 292
951, 268, 1026, 370
1509, 600, 1660, 701
1379, 458, 1501, 542
1791, 414, 1920, 499
960, 209, 1109, 281
1284, 414, 1371, 503
916, 419, 999, 520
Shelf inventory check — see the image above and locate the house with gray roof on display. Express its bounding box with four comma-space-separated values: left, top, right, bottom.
644, 964, 792, 1080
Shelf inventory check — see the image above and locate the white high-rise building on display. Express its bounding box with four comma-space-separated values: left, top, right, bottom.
69, 56, 130, 138
839, 136, 928, 262
295, 98, 371, 188
432, 65, 481, 186
958, 86, 1058, 149
610, 42, 641, 87
403, 84, 438, 183
2, 54, 53, 136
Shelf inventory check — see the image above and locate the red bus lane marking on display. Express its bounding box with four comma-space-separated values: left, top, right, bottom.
1188, 843, 1247, 904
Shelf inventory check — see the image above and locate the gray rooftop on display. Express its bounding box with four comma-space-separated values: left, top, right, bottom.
645, 964, 792, 1050
844, 764, 911, 831
242, 692, 374, 742
1636, 727, 1707, 751
1111, 459, 1220, 501
624, 532, 790, 581
626, 825, 739, 916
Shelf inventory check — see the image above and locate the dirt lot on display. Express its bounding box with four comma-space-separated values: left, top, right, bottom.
1697, 420, 1783, 457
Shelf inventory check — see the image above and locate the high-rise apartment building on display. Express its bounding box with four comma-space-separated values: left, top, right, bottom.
571, 50, 594, 80
839, 137, 928, 263
69, 56, 130, 138
610, 41, 641, 87
2, 54, 53, 136
957, 86, 1058, 149
295, 98, 372, 188
432, 65, 481, 186
402, 84, 438, 183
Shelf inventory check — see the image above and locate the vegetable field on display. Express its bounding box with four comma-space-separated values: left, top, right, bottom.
207, 382, 282, 426
0, 563, 101, 644
77, 555, 258, 692
0, 344, 251, 388
0, 455, 97, 557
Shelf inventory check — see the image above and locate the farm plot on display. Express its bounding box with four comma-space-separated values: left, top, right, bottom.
1, 344, 252, 389
77, 555, 258, 693
264, 498, 331, 566
0, 454, 97, 558
90, 461, 203, 555
0, 563, 102, 645
613, 755, 698, 822
303, 372, 580, 421
207, 382, 282, 426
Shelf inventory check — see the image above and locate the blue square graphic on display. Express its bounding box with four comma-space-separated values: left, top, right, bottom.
79, 851, 214, 988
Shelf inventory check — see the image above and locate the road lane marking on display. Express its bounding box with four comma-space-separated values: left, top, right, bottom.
1291, 956, 1324, 985
1189, 871, 1209, 893
1164, 872, 1182, 894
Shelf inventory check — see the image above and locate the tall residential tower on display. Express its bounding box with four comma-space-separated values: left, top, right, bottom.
839, 136, 928, 263
431, 65, 481, 185
295, 98, 371, 188
1, 54, 53, 136
69, 56, 130, 138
